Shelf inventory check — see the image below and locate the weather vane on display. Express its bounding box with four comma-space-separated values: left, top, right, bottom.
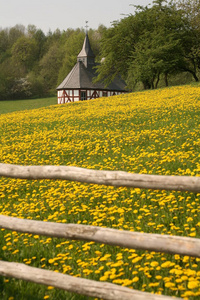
85, 21, 89, 34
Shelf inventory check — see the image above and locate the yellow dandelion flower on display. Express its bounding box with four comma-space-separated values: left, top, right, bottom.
100, 275, 108, 281
132, 276, 139, 283
188, 280, 200, 289
150, 261, 159, 267
161, 261, 173, 268
165, 282, 175, 288
186, 217, 193, 222
48, 259, 54, 264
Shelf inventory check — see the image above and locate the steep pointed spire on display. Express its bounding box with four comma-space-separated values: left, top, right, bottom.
85, 20, 89, 34
77, 23, 95, 68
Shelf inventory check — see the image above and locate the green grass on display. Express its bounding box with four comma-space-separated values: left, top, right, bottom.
0, 97, 57, 115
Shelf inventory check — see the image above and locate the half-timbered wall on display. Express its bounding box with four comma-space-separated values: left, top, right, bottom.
57, 89, 124, 104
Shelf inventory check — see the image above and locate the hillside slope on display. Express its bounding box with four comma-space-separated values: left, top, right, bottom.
0, 85, 200, 299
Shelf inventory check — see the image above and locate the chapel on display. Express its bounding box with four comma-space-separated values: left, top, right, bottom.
56, 31, 127, 104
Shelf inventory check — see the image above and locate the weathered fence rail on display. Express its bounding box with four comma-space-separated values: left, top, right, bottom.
0, 215, 200, 258
0, 260, 177, 300
0, 163, 199, 300
0, 163, 200, 192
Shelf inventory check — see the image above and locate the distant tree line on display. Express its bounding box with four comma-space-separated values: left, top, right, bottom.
0, 0, 200, 100
0, 24, 106, 100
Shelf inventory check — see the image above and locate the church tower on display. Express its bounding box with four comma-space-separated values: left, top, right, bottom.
77, 32, 95, 68
57, 23, 127, 104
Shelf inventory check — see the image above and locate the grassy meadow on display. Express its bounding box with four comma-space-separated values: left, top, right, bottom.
0, 85, 200, 300
0, 97, 57, 115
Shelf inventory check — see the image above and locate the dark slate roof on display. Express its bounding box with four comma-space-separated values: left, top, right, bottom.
57, 61, 127, 91
77, 33, 95, 59
57, 33, 127, 92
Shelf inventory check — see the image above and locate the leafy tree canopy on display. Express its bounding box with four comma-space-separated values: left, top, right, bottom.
96, 0, 200, 90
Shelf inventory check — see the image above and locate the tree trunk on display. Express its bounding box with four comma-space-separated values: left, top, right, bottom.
192, 72, 199, 82
143, 80, 151, 90
182, 68, 199, 82
164, 73, 168, 87
155, 73, 160, 89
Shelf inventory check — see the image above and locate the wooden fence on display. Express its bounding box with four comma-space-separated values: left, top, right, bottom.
0, 163, 200, 300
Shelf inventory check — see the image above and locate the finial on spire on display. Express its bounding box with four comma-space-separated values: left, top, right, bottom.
85, 21, 89, 34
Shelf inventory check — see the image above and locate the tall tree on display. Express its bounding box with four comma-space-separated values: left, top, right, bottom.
94, 15, 140, 86
96, 0, 199, 90
128, 0, 187, 89
128, 30, 184, 89
11, 36, 38, 71
175, 0, 200, 80
40, 43, 63, 93
8, 24, 25, 47
0, 29, 9, 63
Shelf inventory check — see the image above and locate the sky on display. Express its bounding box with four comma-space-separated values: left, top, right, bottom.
0, 0, 153, 34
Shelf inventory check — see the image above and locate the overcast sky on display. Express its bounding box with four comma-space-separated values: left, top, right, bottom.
0, 0, 153, 33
